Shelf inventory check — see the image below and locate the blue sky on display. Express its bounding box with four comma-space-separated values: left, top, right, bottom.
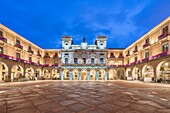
0, 0, 170, 49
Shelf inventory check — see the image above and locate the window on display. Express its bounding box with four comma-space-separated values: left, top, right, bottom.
29, 57, 32, 62
135, 56, 138, 62
16, 39, 20, 45
162, 44, 168, 52
110, 53, 114, 58
127, 59, 129, 64
145, 51, 149, 58
91, 58, 94, 64
99, 71, 102, 77
28, 46, 31, 50
16, 53, 20, 59
65, 58, 68, 64
146, 38, 149, 44
74, 58, 78, 64
163, 26, 168, 34
38, 58, 40, 64
100, 58, 104, 64
54, 59, 58, 64
0, 47, 3, 54
135, 45, 138, 50
0, 31, 3, 36
66, 71, 69, 78
83, 58, 86, 64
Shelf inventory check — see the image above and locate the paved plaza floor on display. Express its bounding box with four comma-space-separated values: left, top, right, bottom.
0, 80, 170, 113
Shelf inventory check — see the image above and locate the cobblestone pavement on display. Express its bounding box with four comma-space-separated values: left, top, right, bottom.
0, 80, 170, 113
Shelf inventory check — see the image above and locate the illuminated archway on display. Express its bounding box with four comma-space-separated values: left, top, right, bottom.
11, 65, 24, 81
142, 65, 154, 81
25, 67, 34, 80
132, 67, 141, 80
73, 69, 78, 80
117, 69, 125, 80
81, 70, 87, 80
99, 69, 105, 80
109, 69, 116, 80
52, 69, 59, 79
0, 62, 8, 82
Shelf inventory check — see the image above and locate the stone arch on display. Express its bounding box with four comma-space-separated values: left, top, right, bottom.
90, 69, 96, 80
43, 69, 51, 80
109, 69, 116, 80
156, 61, 170, 83
63, 69, 69, 80
52, 68, 59, 79
117, 68, 125, 80
25, 67, 35, 80
73, 69, 78, 80
142, 65, 154, 82
132, 67, 141, 80
81, 69, 87, 80
35, 68, 42, 80
0, 62, 8, 82
99, 69, 105, 80
11, 64, 24, 81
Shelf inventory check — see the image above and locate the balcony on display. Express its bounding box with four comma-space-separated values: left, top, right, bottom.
53, 54, 58, 58
143, 43, 150, 48
44, 55, 50, 58
126, 53, 130, 57
110, 55, 115, 58
118, 55, 124, 58
28, 49, 34, 54
158, 32, 169, 40
51, 64, 58, 67
15, 44, 23, 49
0, 36, 7, 42
133, 49, 138, 53
37, 53, 41, 57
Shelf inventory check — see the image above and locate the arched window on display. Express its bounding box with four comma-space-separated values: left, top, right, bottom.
0, 31, 3, 36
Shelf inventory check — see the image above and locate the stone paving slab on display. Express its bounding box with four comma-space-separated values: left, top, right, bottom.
0, 81, 170, 113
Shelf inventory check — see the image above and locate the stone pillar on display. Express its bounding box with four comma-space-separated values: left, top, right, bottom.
78, 70, 82, 80
69, 70, 73, 80
87, 70, 90, 80
96, 70, 99, 80
105, 71, 108, 80
0, 71, 2, 82
153, 67, 157, 83
61, 70, 64, 80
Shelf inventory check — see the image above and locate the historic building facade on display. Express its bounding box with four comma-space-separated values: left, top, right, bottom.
0, 16, 170, 82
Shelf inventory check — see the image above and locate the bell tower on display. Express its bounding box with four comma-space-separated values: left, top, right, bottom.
62, 36, 73, 49
95, 36, 107, 49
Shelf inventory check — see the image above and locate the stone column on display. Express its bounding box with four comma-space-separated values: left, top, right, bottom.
78, 70, 82, 80
87, 69, 90, 80
96, 70, 99, 80
105, 71, 108, 80
69, 70, 73, 80
0, 71, 2, 82
61, 70, 64, 80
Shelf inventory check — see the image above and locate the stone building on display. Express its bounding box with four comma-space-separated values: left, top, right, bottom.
0, 16, 170, 83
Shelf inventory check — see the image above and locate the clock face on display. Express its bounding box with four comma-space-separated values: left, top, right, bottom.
65, 41, 68, 46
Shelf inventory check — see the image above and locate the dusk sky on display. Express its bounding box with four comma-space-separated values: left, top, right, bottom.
0, 0, 170, 49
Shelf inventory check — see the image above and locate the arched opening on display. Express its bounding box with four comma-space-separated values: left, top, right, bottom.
117, 69, 125, 80
109, 69, 116, 80
52, 69, 59, 80
90, 69, 96, 80
142, 65, 154, 82
11, 65, 24, 81
156, 61, 170, 83
64, 69, 69, 80
0, 62, 8, 82
43, 69, 51, 80
99, 69, 105, 80
73, 69, 78, 80
35, 68, 41, 80
132, 67, 141, 80
25, 67, 35, 80
81, 70, 87, 80
126, 68, 132, 80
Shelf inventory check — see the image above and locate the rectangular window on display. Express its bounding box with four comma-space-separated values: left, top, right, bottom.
29, 57, 32, 62
16, 39, 20, 45
135, 45, 138, 50
127, 59, 129, 64
83, 58, 86, 64
146, 38, 149, 43
163, 26, 168, 34
65, 58, 68, 64
54, 59, 58, 64
0, 47, 3, 54
162, 44, 168, 53
16, 53, 20, 59
74, 58, 78, 64
91, 58, 94, 64
135, 56, 138, 62
145, 51, 149, 58
100, 58, 104, 64
0, 31, 3, 36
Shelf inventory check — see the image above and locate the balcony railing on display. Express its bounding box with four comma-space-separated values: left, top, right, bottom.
133, 49, 138, 53
126, 53, 130, 57
158, 32, 169, 40
0, 36, 7, 42
15, 44, 23, 49
118, 55, 124, 58
110, 55, 115, 58
28, 49, 34, 54
143, 43, 150, 48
